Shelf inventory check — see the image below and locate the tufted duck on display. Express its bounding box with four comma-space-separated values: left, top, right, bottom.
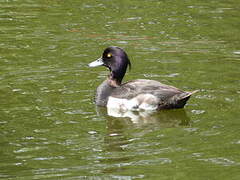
88, 46, 197, 111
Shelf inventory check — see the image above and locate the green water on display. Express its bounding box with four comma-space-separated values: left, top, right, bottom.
0, 0, 240, 179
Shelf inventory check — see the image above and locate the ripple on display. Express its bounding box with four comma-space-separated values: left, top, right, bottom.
191, 110, 205, 115
200, 130, 221, 136
133, 158, 172, 166
198, 157, 239, 166
126, 17, 142, 21
22, 136, 34, 140
184, 128, 199, 132
231, 140, 240, 144
88, 131, 97, 135
14, 146, 46, 153
143, 73, 179, 78
111, 175, 145, 179
33, 156, 65, 161
157, 59, 180, 64
225, 97, 234, 102
117, 41, 128, 44
0, 121, 8, 124
163, 73, 179, 78
109, 133, 119, 137
64, 109, 92, 115
12, 88, 22, 92
192, 152, 204, 158
233, 51, 240, 55
34, 129, 49, 133
195, 94, 215, 100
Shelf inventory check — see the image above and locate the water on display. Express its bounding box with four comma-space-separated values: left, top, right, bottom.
0, 0, 240, 179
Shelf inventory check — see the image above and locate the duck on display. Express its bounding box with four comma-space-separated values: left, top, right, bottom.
88, 46, 197, 111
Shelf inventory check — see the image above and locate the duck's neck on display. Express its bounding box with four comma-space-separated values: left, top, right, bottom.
107, 76, 121, 87
107, 70, 124, 87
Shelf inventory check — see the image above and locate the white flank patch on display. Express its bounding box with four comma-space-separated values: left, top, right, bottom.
107, 94, 158, 111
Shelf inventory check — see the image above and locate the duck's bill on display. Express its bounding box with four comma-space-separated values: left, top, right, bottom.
88, 57, 103, 67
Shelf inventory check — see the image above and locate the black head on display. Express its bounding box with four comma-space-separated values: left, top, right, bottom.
89, 46, 131, 84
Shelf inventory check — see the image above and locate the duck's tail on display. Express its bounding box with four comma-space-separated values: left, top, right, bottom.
158, 90, 198, 110
175, 90, 199, 108
180, 90, 199, 99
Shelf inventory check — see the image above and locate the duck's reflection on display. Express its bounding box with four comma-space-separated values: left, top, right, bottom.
96, 107, 190, 128
95, 107, 191, 174
96, 106, 190, 152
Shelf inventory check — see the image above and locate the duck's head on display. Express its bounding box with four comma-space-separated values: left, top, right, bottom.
88, 46, 131, 86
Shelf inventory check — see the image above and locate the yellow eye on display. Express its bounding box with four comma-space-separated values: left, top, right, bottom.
107, 53, 112, 58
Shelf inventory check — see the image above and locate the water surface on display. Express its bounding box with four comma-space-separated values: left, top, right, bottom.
0, 0, 240, 179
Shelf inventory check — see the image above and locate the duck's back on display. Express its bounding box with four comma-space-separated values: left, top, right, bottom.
107, 79, 195, 110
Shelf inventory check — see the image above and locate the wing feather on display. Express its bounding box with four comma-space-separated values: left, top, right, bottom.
111, 79, 184, 101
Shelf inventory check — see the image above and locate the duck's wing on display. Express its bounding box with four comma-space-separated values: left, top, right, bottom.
110, 79, 196, 109
111, 79, 184, 99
